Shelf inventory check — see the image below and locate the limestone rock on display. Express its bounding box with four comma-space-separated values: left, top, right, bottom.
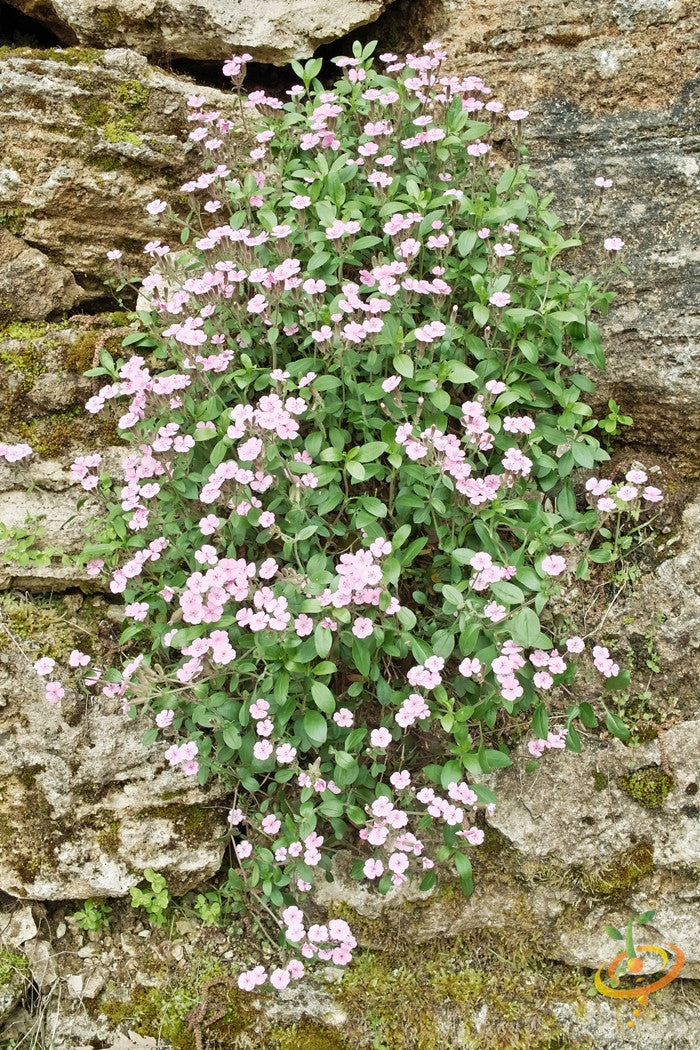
485, 720, 700, 974
0, 444, 126, 593
0, 959, 28, 1028
368, 0, 700, 464
5, 0, 397, 64
602, 493, 700, 701
0, 905, 37, 948
529, 100, 700, 466
315, 723, 700, 978
0, 228, 83, 321
0, 47, 236, 309
0, 648, 229, 899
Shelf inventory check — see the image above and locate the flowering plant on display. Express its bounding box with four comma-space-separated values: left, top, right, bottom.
30, 40, 662, 987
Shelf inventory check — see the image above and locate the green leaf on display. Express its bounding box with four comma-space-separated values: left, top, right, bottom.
355, 441, 388, 463
445, 360, 478, 384
605, 711, 630, 741
532, 704, 548, 739
303, 710, 328, 746
510, 608, 551, 649
439, 760, 463, 789
420, 870, 437, 892
482, 749, 512, 770
311, 681, 335, 714
346, 460, 367, 482
604, 925, 624, 941
490, 581, 525, 605
473, 303, 490, 327
457, 230, 477, 257
307, 250, 331, 271
565, 724, 582, 753
442, 584, 464, 608
357, 495, 387, 517
578, 702, 597, 728
222, 724, 241, 749
314, 625, 333, 659
352, 638, 371, 677
393, 353, 414, 378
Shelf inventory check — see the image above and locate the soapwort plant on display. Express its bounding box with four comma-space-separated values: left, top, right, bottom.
26, 40, 665, 989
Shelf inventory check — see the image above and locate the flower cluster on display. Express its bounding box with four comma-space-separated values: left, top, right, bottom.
34, 39, 665, 992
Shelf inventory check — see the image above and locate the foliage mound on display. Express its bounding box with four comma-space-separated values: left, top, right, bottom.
23, 40, 664, 987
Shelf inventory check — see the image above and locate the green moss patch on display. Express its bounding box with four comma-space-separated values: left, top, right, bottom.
100, 959, 262, 1049
617, 766, 674, 809
0, 314, 129, 455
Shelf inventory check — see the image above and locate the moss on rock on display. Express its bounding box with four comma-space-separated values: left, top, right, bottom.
575, 841, 654, 897
617, 766, 674, 809
0, 315, 129, 453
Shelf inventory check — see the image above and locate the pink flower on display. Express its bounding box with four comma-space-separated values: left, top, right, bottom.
275, 743, 297, 764
106, 249, 122, 260
508, 109, 529, 121
382, 375, 402, 393
625, 469, 647, 484
488, 291, 511, 308
642, 486, 663, 502
146, 199, 167, 215
390, 770, 411, 790
270, 968, 290, 990
259, 557, 278, 579
294, 614, 314, 637
333, 708, 354, 728
565, 636, 585, 654
604, 237, 624, 252
156, 709, 175, 728
370, 727, 392, 748
352, 617, 373, 639
363, 858, 384, 879
253, 740, 273, 761
68, 650, 90, 668
462, 827, 485, 845
34, 657, 55, 677
45, 681, 65, 704
541, 554, 567, 576
250, 699, 270, 719
261, 814, 281, 835
595, 176, 613, 189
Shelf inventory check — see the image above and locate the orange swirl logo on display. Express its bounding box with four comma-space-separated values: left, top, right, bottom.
594, 911, 685, 1026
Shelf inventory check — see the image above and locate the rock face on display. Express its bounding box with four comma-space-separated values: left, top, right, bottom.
5, 0, 398, 63
0, 645, 229, 899
316, 722, 700, 985
0, 228, 83, 321
369, 0, 700, 466
0, 47, 236, 307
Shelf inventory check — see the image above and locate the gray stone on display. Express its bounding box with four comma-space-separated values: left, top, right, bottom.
0, 647, 229, 899
0, 905, 37, 948
5, 0, 398, 65
0, 48, 236, 309
0, 228, 84, 321
0, 966, 28, 1028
